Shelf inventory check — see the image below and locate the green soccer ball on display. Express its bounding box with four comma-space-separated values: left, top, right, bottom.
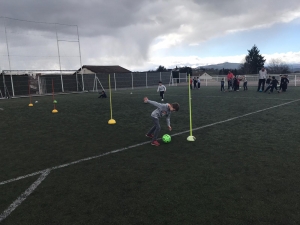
162, 134, 171, 143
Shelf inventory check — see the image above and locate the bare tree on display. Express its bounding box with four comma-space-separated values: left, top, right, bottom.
267, 59, 290, 74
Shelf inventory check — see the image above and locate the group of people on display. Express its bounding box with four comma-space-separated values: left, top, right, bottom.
221, 68, 289, 93
222, 71, 248, 92
257, 67, 289, 93
190, 77, 201, 89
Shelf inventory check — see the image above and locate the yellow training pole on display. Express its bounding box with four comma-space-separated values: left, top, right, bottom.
187, 74, 195, 141
108, 74, 116, 124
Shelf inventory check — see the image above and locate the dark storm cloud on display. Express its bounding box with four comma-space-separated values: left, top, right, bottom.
0, 0, 299, 70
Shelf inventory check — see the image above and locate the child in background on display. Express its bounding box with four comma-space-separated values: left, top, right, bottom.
264, 76, 279, 93
197, 77, 201, 89
221, 78, 225, 92
144, 97, 180, 146
193, 77, 197, 89
243, 76, 248, 91
98, 90, 107, 98
280, 75, 289, 92
233, 76, 239, 91
236, 76, 240, 91
157, 81, 166, 101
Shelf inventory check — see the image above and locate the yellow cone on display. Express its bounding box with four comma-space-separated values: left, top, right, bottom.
108, 119, 116, 124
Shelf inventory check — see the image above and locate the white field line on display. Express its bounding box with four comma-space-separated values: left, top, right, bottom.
173, 98, 300, 136
0, 99, 299, 187
114, 92, 295, 101
201, 95, 295, 101
0, 169, 50, 223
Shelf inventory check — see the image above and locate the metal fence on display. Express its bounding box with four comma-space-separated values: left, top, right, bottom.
1, 72, 300, 98
0, 71, 179, 98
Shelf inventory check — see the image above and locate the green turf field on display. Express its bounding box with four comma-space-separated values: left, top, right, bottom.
1, 86, 300, 224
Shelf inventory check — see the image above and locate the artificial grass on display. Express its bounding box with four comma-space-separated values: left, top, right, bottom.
1, 86, 300, 224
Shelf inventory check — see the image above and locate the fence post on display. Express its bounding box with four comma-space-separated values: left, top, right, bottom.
131, 72, 133, 89
93, 73, 96, 92
146, 72, 148, 88
60, 74, 64, 92
295, 75, 296, 86
160, 72, 162, 81
186, 73, 187, 82
76, 72, 79, 92
81, 71, 84, 91
38, 75, 41, 95
10, 74, 15, 97
114, 73, 116, 91
206, 77, 207, 86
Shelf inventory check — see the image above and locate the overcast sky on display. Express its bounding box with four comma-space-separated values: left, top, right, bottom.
0, 0, 300, 71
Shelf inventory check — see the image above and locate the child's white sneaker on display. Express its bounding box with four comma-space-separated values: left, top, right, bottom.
161, 99, 164, 101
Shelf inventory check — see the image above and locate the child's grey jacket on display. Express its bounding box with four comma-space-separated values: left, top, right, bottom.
147, 100, 171, 126
157, 85, 166, 92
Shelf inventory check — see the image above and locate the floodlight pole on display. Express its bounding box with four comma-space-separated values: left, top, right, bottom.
55, 25, 64, 92
76, 25, 84, 91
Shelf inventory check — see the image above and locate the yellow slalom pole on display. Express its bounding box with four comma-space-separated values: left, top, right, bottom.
187, 74, 195, 141
108, 74, 116, 124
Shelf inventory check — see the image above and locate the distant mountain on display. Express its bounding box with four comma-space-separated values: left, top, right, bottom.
196, 62, 241, 70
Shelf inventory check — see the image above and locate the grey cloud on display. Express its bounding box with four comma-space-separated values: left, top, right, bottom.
0, 0, 299, 71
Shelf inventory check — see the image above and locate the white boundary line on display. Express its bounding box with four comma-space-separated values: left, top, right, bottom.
0, 169, 50, 222
200, 95, 295, 101
114, 92, 296, 101
0, 99, 299, 187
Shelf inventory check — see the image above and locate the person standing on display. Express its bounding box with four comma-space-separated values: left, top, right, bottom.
157, 81, 166, 101
257, 67, 267, 92
280, 75, 289, 92
197, 77, 201, 89
243, 76, 248, 91
193, 77, 197, 89
227, 71, 234, 91
221, 78, 225, 92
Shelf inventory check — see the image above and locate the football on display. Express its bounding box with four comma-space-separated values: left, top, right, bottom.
162, 134, 171, 143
